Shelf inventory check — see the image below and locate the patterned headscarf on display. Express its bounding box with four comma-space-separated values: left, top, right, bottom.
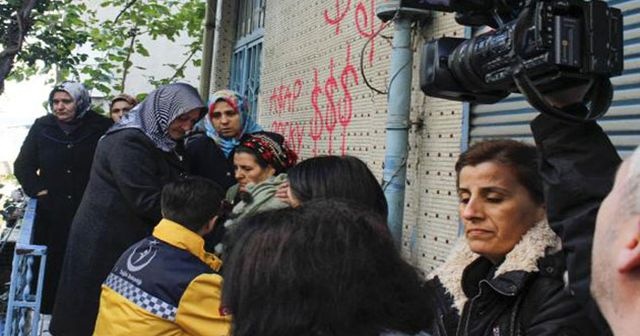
202, 89, 263, 158
108, 83, 206, 152
48, 81, 92, 121
238, 132, 298, 174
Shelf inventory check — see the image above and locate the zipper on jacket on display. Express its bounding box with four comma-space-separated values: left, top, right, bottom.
457, 279, 518, 336
482, 279, 517, 297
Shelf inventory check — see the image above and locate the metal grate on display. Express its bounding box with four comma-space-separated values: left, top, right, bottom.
230, 0, 265, 121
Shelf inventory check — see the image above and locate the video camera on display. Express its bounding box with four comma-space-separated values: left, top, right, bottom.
411, 0, 623, 122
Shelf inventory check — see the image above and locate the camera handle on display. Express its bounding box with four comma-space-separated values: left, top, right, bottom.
510, 0, 613, 123
512, 68, 613, 123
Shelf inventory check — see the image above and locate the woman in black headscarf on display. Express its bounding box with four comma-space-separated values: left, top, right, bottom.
14, 81, 112, 314
50, 83, 206, 336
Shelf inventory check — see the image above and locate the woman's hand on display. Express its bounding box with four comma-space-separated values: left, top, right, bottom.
276, 181, 290, 202
277, 182, 302, 207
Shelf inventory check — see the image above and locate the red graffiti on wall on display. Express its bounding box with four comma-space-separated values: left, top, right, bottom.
267, 1, 382, 157
322, 0, 383, 66
323, 0, 351, 35
309, 69, 324, 157
337, 44, 359, 156
272, 120, 306, 156
324, 58, 339, 155
269, 79, 303, 115
355, 0, 384, 66
308, 46, 359, 156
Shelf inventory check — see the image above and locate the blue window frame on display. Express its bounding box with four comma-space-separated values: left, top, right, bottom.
230, 0, 266, 120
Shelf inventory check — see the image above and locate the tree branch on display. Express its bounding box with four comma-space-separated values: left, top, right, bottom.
168, 48, 198, 82
0, 0, 38, 95
120, 26, 139, 91
113, 0, 138, 24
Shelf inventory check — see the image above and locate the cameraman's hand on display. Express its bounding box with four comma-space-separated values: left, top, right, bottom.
543, 83, 592, 109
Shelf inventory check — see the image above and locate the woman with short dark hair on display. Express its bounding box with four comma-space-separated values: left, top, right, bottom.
286, 155, 388, 217
222, 199, 432, 336
427, 139, 596, 335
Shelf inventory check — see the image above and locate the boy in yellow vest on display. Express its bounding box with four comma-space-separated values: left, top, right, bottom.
93, 176, 231, 335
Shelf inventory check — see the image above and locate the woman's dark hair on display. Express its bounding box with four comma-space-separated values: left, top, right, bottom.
222, 200, 432, 336
287, 155, 388, 217
455, 139, 543, 204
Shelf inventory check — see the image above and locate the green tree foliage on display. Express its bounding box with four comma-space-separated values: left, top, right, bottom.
0, 0, 90, 95
0, 0, 205, 96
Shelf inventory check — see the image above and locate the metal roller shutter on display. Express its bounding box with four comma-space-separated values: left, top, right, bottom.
469, 0, 640, 157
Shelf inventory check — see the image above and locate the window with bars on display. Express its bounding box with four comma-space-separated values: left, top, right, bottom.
230, 0, 265, 120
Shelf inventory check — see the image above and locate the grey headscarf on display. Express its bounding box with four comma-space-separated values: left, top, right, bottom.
107, 83, 206, 152
48, 81, 92, 120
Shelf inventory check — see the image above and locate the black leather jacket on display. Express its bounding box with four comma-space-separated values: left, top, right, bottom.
426, 224, 596, 336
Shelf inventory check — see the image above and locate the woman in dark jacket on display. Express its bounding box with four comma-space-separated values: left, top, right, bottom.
185, 89, 262, 190
427, 139, 596, 336
13, 81, 112, 314
50, 83, 206, 336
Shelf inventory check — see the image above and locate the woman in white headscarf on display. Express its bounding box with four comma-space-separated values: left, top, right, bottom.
14, 81, 112, 314
50, 83, 206, 336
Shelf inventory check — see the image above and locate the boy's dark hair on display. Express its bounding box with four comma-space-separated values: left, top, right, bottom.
161, 176, 226, 232
455, 139, 544, 204
287, 155, 388, 217
222, 200, 432, 336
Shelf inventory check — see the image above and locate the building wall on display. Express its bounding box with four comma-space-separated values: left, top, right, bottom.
400, 11, 465, 272
212, 0, 467, 273
210, 0, 238, 93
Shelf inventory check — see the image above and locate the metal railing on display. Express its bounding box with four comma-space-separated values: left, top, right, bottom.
3, 199, 46, 336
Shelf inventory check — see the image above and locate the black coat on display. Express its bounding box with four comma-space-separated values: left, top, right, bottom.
50, 128, 186, 336
531, 114, 621, 335
426, 220, 596, 336
13, 111, 111, 314
184, 132, 236, 190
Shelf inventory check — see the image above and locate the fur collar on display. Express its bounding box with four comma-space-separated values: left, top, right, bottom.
427, 219, 560, 313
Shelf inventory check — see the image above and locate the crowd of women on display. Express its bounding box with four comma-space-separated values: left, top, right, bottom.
13, 80, 615, 335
